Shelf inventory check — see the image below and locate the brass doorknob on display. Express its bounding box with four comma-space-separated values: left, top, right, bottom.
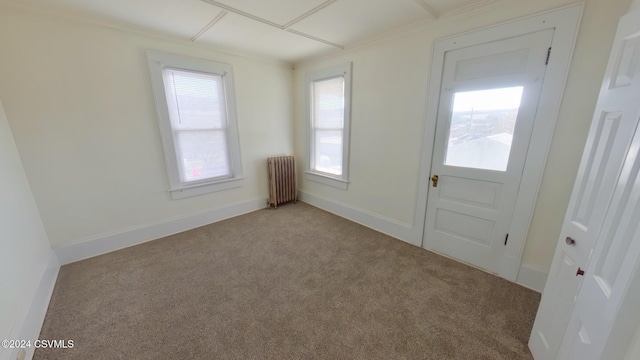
431, 175, 439, 187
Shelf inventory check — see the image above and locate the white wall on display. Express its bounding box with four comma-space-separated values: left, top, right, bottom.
293, 0, 631, 279
0, 100, 57, 360
0, 3, 294, 250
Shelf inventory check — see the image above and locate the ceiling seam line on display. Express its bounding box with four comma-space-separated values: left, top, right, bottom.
412, 0, 439, 18
199, 0, 345, 50
282, 0, 338, 29
286, 29, 344, 49
191, 10, 228, 41
201, 0, 284, 29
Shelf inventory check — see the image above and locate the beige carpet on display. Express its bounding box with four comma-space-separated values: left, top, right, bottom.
35, 202, 539, 359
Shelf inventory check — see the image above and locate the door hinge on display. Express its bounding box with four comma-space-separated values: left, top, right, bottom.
504, 233, 509, 245
545, 47, 552, 65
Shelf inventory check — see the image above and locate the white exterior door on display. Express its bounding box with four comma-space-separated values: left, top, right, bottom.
529, 7, 640, 360
423, 29, 553, 277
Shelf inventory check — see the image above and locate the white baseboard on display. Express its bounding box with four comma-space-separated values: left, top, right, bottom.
1, 253, 60, 360
300, 191, 549, 292
55, 198, 265, 265
517, 264, 548, 293
298, 191, 420, 246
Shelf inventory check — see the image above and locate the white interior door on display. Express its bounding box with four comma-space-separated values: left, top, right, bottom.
423, 29, 552, 277
529, 7, 640, 360
554, 9, 640, 360
558, 116, 640, 360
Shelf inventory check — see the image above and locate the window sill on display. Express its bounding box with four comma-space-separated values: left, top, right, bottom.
169, 177, 244, 200
305, 171, 349, 190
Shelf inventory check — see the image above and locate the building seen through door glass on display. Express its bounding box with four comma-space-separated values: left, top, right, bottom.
445, 86, 524, 171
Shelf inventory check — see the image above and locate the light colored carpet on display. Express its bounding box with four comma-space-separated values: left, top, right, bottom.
35, 202, 539, 359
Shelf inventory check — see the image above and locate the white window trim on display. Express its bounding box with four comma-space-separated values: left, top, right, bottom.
147, 51, 243, 200
305, 62, 352, 190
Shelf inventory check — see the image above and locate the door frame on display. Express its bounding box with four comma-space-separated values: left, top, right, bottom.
415, 3, 583, 282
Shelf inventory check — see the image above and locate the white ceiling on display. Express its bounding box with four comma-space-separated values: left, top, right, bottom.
17, 0, 494, 62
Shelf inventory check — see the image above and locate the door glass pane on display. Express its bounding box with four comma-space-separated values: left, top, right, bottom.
445, 86, 524, 171
314, 130, 343, 176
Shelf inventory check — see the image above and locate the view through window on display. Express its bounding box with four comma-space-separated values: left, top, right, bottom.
445, 86, 524, 171
163, 69, 230, 183
312, 76, 345, 176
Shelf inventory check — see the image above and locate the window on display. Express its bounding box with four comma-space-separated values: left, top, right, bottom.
147, 51, 243, 199
306, 63, 352, 190
445, 86, 524, 171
